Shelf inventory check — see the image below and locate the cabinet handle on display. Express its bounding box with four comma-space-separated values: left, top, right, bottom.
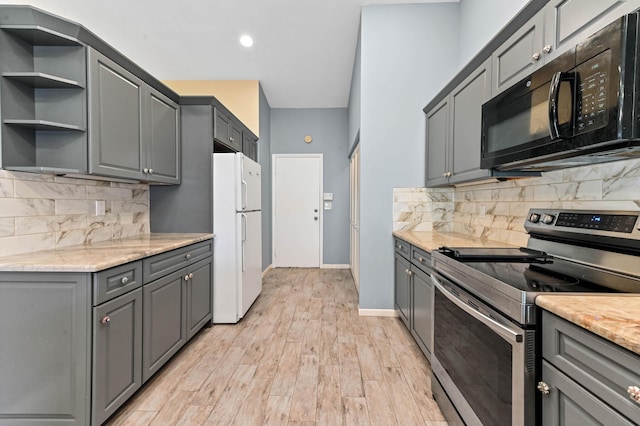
185, 253, 192, 260
189, 273, 194, 279
398, 245, 402, 250
148, 168, 153, 174
542, 44, 552, 54
628, 386, 640, 403
121, 276, 129, 284
537, 381, 550, 395
418, 257, 424, 263
184, 274, 190, 281
143, 168, 149, 173
229, 136, 235, 142
101, 315, 111, 325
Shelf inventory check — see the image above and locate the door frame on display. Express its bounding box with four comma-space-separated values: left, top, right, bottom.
271, 154, 323, 268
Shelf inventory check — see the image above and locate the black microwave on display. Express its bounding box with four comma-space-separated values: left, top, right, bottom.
481, 11, 640, 171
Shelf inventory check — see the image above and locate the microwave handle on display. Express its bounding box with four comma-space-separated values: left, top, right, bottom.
548, 71, 576, 140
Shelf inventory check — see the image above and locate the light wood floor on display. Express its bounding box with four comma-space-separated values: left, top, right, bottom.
108, 268, 448, 425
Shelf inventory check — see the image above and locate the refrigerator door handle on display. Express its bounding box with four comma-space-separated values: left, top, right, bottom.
240, 161, 248, 210
241, 213, 247, 272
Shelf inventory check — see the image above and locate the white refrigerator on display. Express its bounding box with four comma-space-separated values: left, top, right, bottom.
213, 153, 262, 323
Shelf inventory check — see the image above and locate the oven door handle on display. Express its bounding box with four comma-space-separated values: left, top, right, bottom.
432, 276, 523, 344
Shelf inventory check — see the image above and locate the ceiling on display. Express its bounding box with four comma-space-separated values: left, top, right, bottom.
3, 0, 453, 108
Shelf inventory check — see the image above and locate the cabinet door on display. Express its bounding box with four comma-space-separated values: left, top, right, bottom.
229, 121, 242, 152
449, 59, 492, 185
186, 258, 212, 339
541, 361, 635, 426
411, 266, 433, 359
146, 89, 180, 184
491, 10, 545, 95
92, 288, 142, 426
88, 48, 145, 180
213, 108, 231, 146
425, 97, 449, 187
544, 0, 635, 62
394, 253, 411, 328
0, 272, 90, 426
243, 132, 258, 161
142, 270, 186, 382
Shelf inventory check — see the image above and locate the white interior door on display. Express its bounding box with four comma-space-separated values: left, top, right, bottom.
350, 145, 360, 291
273, 155, 322, 267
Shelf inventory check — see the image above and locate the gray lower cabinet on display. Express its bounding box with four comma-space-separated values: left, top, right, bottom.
143, 269, 186, 382
0, 240, 212, 425
393, 237, 434, 360
540, 311, 640, 425
92, 288, 143, 425
87, 48, 180, 184
0, 272, 91, 426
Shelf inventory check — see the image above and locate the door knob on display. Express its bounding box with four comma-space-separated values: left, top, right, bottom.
314, 209, 318, 213
314, 216, 318, 221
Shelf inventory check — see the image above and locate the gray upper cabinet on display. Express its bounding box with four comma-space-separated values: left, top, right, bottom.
492, 0, 636, 96
491, 10, 545, 95
426, 60, 492, 187
214, 107, 242, 152
88, 48, 180, 184
242, 131, 258, 161
544, 0, 637, 64
88, 48, 145, 181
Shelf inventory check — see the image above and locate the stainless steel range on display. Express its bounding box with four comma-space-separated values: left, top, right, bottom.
430, 209, 640, 426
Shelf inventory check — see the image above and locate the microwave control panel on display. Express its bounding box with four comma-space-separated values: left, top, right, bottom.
575, 51, 610, 134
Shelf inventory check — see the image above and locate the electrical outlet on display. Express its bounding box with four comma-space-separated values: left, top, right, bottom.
95, 200, 106, 216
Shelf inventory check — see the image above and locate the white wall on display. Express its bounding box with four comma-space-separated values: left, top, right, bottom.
457, 0, 529, 66
358, 3, 460, 309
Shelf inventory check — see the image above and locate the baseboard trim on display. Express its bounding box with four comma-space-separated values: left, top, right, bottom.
321, 264, 350, 269
262, 264, 273, 277
358, 308, 398, 317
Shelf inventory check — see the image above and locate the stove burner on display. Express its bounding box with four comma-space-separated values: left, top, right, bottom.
524, 265, 580, 291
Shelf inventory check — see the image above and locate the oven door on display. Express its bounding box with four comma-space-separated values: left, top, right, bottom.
431, 272, 536, 426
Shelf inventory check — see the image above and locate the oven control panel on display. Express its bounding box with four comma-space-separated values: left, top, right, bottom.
525, 209, 640, 237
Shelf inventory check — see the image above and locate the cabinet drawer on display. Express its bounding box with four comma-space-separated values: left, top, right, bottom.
542, 311, 640, 421
394, 237, 410, 259
143, 240, 213, 283
410, 246, 432, 274
93, 261, 143, 305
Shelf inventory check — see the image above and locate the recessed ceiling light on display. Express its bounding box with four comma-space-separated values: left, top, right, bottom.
240, 35, 254, 47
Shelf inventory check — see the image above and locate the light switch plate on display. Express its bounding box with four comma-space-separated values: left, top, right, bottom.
323, 192, 333, 201
324, 201, 333, 210
95, 200, 106, 216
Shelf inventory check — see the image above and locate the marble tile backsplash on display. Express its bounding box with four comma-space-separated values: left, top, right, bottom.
392, 187, 454, 232
394, 158, 640, 247
0, 170, 150, 257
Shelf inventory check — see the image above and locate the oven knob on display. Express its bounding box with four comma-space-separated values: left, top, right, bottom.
528, 213, 541, 223
542, 214, 556, 225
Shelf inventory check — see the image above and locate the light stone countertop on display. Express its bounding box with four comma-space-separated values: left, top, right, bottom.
536, 295, 640, 356
393, 230, 517, 252
0, 233, 213, 272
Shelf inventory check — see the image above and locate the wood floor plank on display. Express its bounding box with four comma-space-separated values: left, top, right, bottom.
342, 396, 370, 425
269, 341, 302, 396
288, 354, 320, 422
190, 346, 247, 406
316, 364, 342, 425
175, 405, 214, 425
355, 334, 383, 380
382, 366, 426, 425
204, 364, 256, 425
264, 395, 292, 425
231, 378, 271, 426
363, 380, 398, 426
302, 318, 322, 356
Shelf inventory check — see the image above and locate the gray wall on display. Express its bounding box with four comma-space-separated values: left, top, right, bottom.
271, 108, 350, 265
357, 3, 460, 309
259, 84, 272, 272
348, 29, 362, 151
457, 0, 529, 66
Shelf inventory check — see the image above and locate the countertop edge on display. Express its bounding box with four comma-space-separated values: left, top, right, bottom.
0, 233, 214, 273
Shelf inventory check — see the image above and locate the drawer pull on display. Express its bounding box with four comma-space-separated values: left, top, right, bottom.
628, 386, 640, 403
537, 381, 550, 395
189, 273, 194, 279
101, 315, 111, 325
121, 276, 129, 284
418, 257, 424, 262
185, 253, 192, 260
184, 274, 190, 281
